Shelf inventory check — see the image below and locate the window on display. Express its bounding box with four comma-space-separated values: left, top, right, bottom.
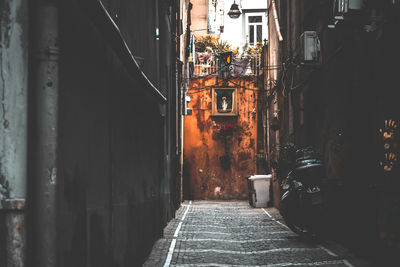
211, 88, 238, 116
245, 13, 266, 46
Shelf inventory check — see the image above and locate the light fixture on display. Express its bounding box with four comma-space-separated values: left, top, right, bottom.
228, 0, 241, 19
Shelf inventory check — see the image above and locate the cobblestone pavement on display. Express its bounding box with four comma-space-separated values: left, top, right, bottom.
143, 201, 373, 267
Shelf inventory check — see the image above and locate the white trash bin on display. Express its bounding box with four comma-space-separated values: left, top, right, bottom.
248, 174, 272, 208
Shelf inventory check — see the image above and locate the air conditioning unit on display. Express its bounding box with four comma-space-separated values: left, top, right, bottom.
349, 0, 365, 9
300, 31, 320, 63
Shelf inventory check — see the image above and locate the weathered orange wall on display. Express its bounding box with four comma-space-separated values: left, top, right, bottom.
183, 77, 259, 199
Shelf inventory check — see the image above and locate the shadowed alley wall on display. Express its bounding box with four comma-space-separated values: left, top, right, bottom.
27, 1, 179, 266
1, 0, 181, 265
184, 77, 259, 200
266, 0, 400, 261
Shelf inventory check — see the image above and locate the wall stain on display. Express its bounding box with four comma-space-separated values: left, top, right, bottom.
184, 77, 260, 199
249, 138, 255, 149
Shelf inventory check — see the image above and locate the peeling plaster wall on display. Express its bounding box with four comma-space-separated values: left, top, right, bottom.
0, 0, 28, 206
0, 0, 28, 265
184, 77, 259, 200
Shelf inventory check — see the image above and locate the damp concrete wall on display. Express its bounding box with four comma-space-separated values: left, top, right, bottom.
183, 77, 259, 200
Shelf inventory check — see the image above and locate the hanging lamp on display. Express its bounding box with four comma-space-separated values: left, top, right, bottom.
228, 0, 241, 19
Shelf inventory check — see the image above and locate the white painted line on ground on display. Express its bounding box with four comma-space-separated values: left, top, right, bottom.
262, 208, 273, 218
179, 231, 292, 236
262, 207, 353, 265
342, 259, 355, 267
174, 264, 251, 267
185, 216, 264, 221
181, 204, 190, 221
318, 245, 338, 257
174, 260, 351, 267
262, 208, 290, 229
163, 202, 191, 267
177, 238, 287, 243
262, 208, 350, 264
179, 231, 231, 235
181, 224, 281, 229
188, 209, 253, 211
163, 239, 176, 267
175, 247, 325, 255
196, 207, 255, 209
173, 222, 182, 238
274, 220, 290, 229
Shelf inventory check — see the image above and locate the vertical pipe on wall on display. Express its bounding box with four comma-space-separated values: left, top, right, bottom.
0, 0, 29, 266
171, 0, 181, 208
266, 0, 272, 173
155, 0, 161, 87
261, 43, 267, 174
31, 1, 59, 266
271, 0, 283, 41
177, 1, 184, 204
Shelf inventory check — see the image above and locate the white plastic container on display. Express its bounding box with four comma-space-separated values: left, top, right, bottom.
248, 174, 272, 208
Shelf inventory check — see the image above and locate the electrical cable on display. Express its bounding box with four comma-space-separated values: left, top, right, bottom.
288, 44, 344, 91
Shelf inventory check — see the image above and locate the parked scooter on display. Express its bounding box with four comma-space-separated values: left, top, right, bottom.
279, 148, 326, 238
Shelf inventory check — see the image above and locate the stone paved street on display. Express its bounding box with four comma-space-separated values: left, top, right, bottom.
143, 201, 373, 267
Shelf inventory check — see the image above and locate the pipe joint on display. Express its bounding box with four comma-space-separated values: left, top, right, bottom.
1, 198, 26, 211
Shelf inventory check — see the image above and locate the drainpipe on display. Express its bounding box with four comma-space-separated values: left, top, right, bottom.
0, 0, 29, 266
155, 0, 161, 87
271, 0, 283, 42
31, 1, 59, 266
261, 42, 267, 173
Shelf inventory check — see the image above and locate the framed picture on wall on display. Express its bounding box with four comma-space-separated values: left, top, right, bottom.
211, 88, 238, 116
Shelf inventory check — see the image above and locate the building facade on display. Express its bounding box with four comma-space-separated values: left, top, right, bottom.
183, 0, 268, 200
191, 0, 269, 48
266, 0, 400, 259
0, 0, 183, 266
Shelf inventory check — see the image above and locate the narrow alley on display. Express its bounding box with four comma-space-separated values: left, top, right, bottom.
1, 0, 400, 266
144, 201, 371, 267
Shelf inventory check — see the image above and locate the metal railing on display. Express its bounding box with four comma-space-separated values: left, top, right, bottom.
192, 53, 220, 76
191, 52, 262, 77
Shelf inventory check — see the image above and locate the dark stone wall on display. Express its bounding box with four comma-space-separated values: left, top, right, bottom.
101, 0, 160, 90
53, 1, 178, 266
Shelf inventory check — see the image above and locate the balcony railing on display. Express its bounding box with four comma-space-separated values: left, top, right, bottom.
193, 53, 220, 76
191, 52, 262, 78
